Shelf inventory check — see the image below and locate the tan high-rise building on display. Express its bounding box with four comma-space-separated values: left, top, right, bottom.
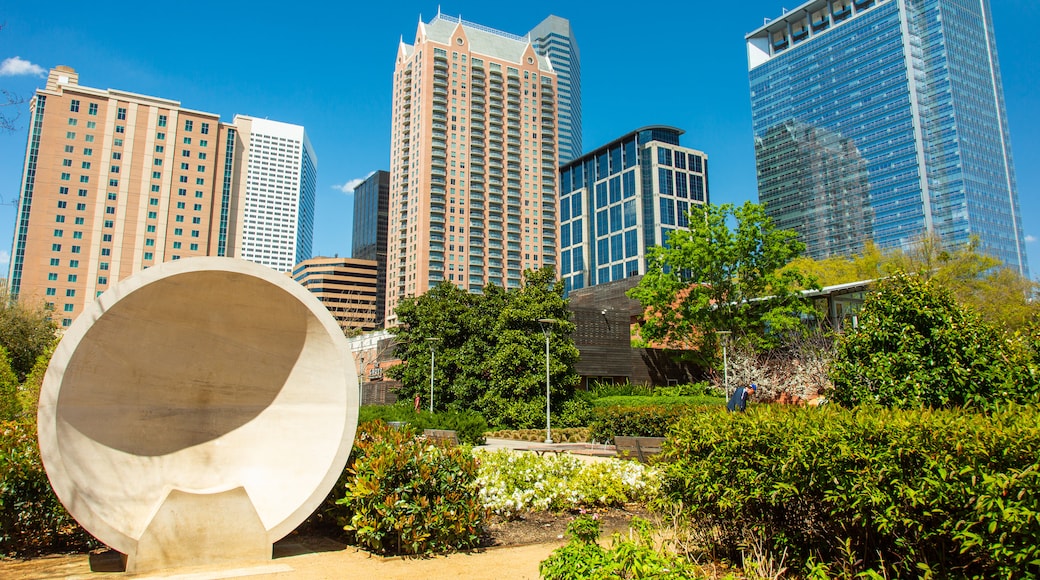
293, 257, 379, 333
385, 13, 561, 325
8, 66, 316, 328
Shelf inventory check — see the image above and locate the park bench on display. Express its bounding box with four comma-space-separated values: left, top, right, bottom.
423, 429, 459, 447
613, 436, 666, 463
527, 446, 566, 457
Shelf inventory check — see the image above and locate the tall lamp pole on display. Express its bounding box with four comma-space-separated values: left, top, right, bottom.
715, 330, 732, 398
426, 337, 441, 413
537, 318, 557, 444
358, 354, 365, 405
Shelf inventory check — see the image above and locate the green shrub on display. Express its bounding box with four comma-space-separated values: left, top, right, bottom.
592, 395, 724, 408
540, 516, 699, 580
0, 348, 19, 421
589, 405, 695, 444
557, 396, 595, 428
485, 427, 590, 442
659, 404, 1040, 578
829, 273, 1040, 409
333, 420, 487, 555
475, 449, 657, 518
0, 420, 96, 557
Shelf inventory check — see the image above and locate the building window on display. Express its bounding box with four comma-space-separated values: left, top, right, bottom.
46, 288, 56, 296
88, 103, 98, 115
200, 122, 210, 134
66, 289, 76, 297
144, 252, 153, 260
117, 107, 127, 120
184, 119, 193, 132
158, 115, 167, 127
70, 100, 80, 112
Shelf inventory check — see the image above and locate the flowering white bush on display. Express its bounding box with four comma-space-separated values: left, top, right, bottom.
474, 449, 659, 518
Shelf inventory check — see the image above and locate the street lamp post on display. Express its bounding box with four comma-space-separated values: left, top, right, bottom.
426, 338, 441, 413
715, 330, 732, 398
537, 318, 557, 444
358, 354, 365, 405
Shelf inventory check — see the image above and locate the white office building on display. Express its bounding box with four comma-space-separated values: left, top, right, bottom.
232, 116, 317, 273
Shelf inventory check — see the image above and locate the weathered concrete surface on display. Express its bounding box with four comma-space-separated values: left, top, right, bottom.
37, 257, 358, 573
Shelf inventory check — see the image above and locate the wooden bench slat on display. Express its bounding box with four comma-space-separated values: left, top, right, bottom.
613, 436, 666, 463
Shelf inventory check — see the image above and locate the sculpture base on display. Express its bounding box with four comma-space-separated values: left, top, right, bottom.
127, 487, 270, 574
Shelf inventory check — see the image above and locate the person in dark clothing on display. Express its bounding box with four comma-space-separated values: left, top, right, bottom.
726, 383, 757, 412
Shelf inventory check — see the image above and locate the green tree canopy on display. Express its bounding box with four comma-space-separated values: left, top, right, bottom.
387, 268, 579, 428
786, 235, 1039, 332
0, 294, 58, 382
627, 201, 818, 362
829, 273, 1039, 410
0, 346, 19, 420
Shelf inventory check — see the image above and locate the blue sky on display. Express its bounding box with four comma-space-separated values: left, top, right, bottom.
2, 1, 1038, 278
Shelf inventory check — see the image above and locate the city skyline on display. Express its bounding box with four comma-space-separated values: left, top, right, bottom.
2, 1, 1038, 280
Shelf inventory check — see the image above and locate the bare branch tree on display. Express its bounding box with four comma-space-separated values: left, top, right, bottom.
1, 89, 25, 133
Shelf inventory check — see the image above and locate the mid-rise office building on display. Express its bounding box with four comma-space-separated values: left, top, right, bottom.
231, 115, 317, 273
352, 170, 389, 327
8, 66, 316, 326
293, 257, 379, 333
558, 126, 708, 293
747, 0, 1027, 275
386, 13, 560, 325
529, 15, 581, 164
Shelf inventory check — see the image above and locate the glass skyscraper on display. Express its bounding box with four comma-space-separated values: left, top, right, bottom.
559, 126, 708, 293
747, 0, 1027, 275
529, 15, 582, 164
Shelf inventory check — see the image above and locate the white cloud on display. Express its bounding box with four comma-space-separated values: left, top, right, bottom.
0, 250, 9, 270
332, 171, 376, 195
1026, 235, 1037, 243
0, 56, 46, 77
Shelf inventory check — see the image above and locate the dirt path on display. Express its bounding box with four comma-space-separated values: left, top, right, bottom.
0, 538, 567, 579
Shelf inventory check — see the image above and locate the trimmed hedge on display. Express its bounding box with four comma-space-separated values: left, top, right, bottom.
589, 405, 698, 444
591, 395, 725, 408
0, 420, 96, 557
358, 404, 488, 445
659, 405, 1040, 578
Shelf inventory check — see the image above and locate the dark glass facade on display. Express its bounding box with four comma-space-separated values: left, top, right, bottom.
352, 170, 389, 327
559, 126, 708, 293
748, 0, 1027, 275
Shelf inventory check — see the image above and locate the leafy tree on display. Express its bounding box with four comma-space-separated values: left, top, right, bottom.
387, 268, 579, 428
17, 343, 55, 422
0, 346, 19, 420
786, 235, 1039, 332
627, 201, 818, 363
0, 294, 58, 382
829, 273, 1039, 409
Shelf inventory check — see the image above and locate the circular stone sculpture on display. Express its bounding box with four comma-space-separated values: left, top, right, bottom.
37, 257, 358, 572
